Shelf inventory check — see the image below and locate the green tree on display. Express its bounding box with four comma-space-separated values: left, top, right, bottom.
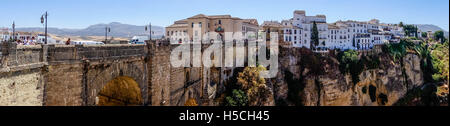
399, 22, 404, 27
338, 50, 363, 84
311, 21, 319, 50
421, 32, 428, 38
434, 30, 445, 43
404, 25, 418, 37
338, 50, 359, 72
225, 89, 248, 106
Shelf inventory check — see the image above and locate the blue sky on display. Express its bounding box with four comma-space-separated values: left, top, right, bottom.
1, 0, 449, 31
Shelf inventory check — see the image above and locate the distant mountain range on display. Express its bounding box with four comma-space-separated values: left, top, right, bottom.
13, 23, 448, 39
16, 22, 165, 38
415, 24, 449, 38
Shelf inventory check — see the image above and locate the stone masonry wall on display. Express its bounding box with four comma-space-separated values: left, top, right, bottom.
0, 43, 45, 106
0, 69, 44, 106
148, 42, 172, 106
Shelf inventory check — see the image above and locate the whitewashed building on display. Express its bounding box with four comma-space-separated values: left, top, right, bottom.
278, 10, 407, 51
1, 31, 11, 41
282, 10, 329, 51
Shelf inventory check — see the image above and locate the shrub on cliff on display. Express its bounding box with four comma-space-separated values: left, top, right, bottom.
338, 50, 359, 71
431, 40, 449, 82
360, 55, 380, 70
337, 49, 381, 85
225, 89, 248, 106
383, 39, 418, 61
338, 50, 362, 84
384, 41, 407, 61
297, 47, 326, 76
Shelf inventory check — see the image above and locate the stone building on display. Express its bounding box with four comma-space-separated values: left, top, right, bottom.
165, 14, 259, 44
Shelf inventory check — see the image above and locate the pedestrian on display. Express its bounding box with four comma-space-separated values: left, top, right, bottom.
66, 38, 71, 45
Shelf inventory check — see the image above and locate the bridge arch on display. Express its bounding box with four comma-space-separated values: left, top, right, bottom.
96, 76, 143, 106
86, 62, 148, 106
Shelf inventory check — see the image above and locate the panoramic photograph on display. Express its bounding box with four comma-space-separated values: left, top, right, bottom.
0, 0, 448, 124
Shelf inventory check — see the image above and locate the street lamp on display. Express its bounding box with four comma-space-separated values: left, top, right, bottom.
41, 11, 48, 44
12, 21, 15, 42
105, 26, 111, 43
145, 22, 154, 42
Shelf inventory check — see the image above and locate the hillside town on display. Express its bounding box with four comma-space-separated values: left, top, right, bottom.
1, 10, 442, 50
165, 10, 442, 52
0, 9, 448, 107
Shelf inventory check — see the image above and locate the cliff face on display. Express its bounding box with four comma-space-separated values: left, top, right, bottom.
274, 47, 424, 106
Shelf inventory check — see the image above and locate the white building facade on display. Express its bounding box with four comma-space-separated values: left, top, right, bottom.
281, 10, 406, 51
282, 10, 329, 51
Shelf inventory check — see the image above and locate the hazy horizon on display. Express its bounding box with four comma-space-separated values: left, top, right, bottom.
1, 0, 448, 31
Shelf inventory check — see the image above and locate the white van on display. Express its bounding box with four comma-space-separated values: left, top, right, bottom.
130, 36, 148, 44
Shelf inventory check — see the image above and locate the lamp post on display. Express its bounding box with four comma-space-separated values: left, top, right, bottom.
145, 22, 153, 42
12, 21, 15, 42
41, 11, 48, 44
105, 27, 111, 43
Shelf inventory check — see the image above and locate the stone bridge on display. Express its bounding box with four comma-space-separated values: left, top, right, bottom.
0, 41, 225, 106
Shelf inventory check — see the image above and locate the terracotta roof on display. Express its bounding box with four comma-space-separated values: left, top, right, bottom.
188, 14, 239, 19
262, 21, 280, 25
166, 24, 188, 28
328, 24, 339, 29
208, 15, 233, 19
294, 10, 305, 15
189, 14, 208, 19
243, 19, 259, 25
174, 19, 188, 24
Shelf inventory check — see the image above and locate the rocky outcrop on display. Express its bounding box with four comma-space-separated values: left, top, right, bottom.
274, 47, 424, 106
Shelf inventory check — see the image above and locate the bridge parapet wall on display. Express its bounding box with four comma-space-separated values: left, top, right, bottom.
1, 43, 44, 72
47, 44, 146, 64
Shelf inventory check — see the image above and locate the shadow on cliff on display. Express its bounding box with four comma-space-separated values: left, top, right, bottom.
394, 83, 446, 106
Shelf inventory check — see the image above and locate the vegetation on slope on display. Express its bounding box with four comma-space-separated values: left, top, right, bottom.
223, 65, 272, 106
337, 50, 380, 85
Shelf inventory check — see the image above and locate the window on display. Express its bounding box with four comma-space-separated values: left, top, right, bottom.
199, 22, 202, 27
218, 20, 222, 25
294, 30, 297, 34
